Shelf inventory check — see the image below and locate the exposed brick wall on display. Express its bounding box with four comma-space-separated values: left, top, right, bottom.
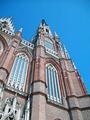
82, 110, 90, 120
46, 103, 70, 120
0, 27, 90, 120
31, 94, 46, 120
70, 109, 84, 120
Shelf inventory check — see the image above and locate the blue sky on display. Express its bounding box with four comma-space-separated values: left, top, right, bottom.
1, 0, 90, 93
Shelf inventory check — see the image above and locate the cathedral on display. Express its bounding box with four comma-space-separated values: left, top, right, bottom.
0, 16, 90, 120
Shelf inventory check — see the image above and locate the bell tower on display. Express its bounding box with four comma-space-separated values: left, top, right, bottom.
31, 19, 90, 120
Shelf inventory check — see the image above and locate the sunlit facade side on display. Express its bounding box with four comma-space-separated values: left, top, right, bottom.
0, 17, 90, 120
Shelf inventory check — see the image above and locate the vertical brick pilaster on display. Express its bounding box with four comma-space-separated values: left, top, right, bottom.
70, 109, 84, 120
31, 94, 46, 120
2, 39, 19, 71
34, 46, 45, 82
31, 45, 46, 120
0, 38, 20, 83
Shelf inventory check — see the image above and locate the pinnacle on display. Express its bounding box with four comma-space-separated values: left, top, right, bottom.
19, 28, 23, 33
54, 31, 59, 37
16, 28, 22, 37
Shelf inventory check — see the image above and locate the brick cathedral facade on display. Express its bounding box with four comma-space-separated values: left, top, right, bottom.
0, 17, 90, 120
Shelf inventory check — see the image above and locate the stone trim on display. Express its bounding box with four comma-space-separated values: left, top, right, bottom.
31, 80, 47, 87
5, 86, 28, 98
30, 91, 47, 98
0, 67, 9, 78
69, 106, 90, 111
66, 94, 90, 99
47, 100, 68, 111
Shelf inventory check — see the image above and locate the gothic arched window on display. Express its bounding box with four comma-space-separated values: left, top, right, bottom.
0, 40, 4, 56
44, 38, 53, 50
8, 52, 29, 91
46, 63, 61, 103
44, 40, 53, 50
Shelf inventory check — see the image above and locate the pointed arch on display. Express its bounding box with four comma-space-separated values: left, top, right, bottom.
46, 63, 61, 103
0, 34, 8, 58
45, 58, 61, 72
45, 58, 65, 102
17, 46, 33, 61
43, 37, 54, 50
0, 34, 8, 49
16, 49, 32, 62
7, 51, 30, 92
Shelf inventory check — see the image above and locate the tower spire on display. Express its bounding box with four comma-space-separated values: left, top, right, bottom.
54, 31, 61, 45
19, 27, 22, 33
37, 19, 52, 37
54, 31, 59, 38
16, 27, 22, 37
73, 62, 77, 69
63, 44, 70, 59
60, 44, 65, 58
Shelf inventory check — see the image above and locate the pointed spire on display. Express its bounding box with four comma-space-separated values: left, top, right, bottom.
61, 44, 65, 58
54, 31, 62, 46
16, 28, 22, 37
36, 19, 53, 38
63, 44, 70, 59
73, 62, 77, 69
7, 16, 13, 22
19, 27, 22, 33
63, 44, 67, 52
39, 22, 42, 27
54, 31, 59, 38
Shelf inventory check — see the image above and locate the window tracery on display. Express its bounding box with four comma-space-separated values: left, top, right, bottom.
8, 52, 29, 92
46, 63, 61, 103
44, 40, 53, 50
1, 95, 21, 120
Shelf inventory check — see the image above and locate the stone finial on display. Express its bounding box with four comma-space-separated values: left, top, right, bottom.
54, 31, 59, 38
19, 28, 22, 33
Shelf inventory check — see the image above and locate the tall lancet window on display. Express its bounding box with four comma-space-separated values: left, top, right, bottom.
8, 53, 29, 92
46, 64, 61, 103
